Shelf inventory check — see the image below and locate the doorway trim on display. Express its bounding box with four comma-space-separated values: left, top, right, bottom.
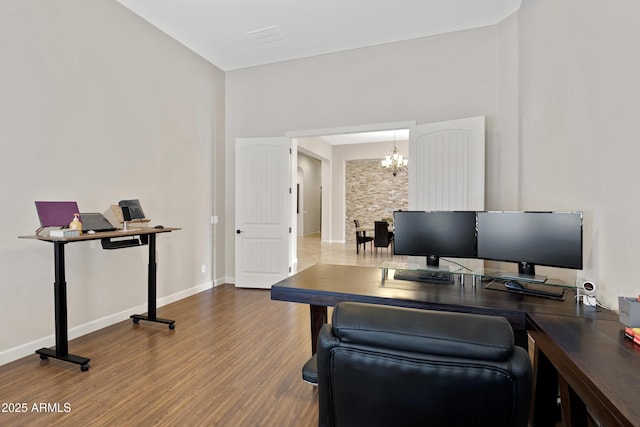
287, 121, 416, 139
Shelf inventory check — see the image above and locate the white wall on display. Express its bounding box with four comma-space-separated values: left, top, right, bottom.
226, 24, 505, 276
0, 1, 224, 363
490, 11, 521, 210
518, 0, 640, 308
226, 2, 640, 310
297, 153, 322, 235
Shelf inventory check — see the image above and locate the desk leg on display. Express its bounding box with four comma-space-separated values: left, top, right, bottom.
36, 242, 91, 372
530, 342, 559, 426
130, 233, 175, 329
559, 376, 588, 427
310, 305, 328, 354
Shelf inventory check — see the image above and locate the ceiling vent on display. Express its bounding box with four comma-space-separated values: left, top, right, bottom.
247, 26, 289, 48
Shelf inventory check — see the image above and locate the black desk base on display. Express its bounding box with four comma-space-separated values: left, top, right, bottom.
36, 231, 175, 371
36, 348, 90, 372
130, 314, 175, 329
129, 233, 176, 329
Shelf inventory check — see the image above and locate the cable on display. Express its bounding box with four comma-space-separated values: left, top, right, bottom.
440, 258, 473, 271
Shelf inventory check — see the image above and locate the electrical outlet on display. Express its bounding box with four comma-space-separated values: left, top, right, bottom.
201, 264, 206, 273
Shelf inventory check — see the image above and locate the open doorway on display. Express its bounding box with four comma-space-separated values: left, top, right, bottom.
293, 125, 411, 270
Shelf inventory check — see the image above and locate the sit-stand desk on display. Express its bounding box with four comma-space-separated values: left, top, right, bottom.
19, 227, 179, 371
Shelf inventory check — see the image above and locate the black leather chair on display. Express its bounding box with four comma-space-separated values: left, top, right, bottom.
374, 220, 393, 252
315, 302, 532, 427
354, 219, 373, 254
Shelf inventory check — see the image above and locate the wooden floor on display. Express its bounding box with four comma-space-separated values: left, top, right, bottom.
0, 233, 392, 427
0, 286, 318, 426
0, 235, 400, 427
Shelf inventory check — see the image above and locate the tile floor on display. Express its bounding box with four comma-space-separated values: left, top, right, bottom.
295, 232, 407, 273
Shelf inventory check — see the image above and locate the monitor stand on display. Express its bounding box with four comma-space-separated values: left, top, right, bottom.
405, 255, 451, 272
501, 262, 547, 283
501, 272, 547, 283
427, 255, 449, 271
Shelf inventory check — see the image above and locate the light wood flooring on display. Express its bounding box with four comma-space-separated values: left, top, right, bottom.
0, 233, 391, 427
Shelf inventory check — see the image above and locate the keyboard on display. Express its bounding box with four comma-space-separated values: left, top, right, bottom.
101, 237, 143, 250
393, 269, 454, 284
484, 279, 567, 300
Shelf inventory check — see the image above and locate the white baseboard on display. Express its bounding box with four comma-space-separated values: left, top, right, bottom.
213, 277, 227, 287
0, 280, 214, 367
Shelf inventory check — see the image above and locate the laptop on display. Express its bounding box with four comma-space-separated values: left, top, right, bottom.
79, 213, 116, 233
35, 201, 80, 228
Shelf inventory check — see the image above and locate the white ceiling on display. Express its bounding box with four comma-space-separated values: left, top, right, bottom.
116, 0, 521, 72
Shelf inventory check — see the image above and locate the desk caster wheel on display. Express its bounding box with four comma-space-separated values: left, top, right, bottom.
81, 363, 90, 372
132, 318, 140, 324
39, 354, 48, 360
169, 322, 175, 330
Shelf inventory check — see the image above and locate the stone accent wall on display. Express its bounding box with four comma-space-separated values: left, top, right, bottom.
346, 159, 409, 241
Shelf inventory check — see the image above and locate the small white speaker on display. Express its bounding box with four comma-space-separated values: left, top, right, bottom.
579, 280, 597, 306
581, 280, 596, 294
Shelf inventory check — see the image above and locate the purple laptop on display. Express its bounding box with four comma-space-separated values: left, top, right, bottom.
35, 201, 80, 228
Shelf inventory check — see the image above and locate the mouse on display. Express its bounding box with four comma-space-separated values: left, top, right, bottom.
504, 280, 524, 291
154, 225, 164, 229
87, 230, 96, 235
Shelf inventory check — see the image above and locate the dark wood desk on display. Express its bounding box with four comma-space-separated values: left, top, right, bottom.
271, 264, 616, 353
20, 227, 180, 371
527, 314, 640, 426
271, 263, 635, 427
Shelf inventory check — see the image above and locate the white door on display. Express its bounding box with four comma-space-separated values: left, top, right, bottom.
409, 116, 485, 211
235, 137, 291, 288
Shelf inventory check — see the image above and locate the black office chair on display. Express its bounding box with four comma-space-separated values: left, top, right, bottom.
374, 220, 393, 253
313, 302, 532, 427
354, 219, 373, 254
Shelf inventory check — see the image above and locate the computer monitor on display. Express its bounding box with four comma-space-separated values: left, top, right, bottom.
476, 211, 583, 280
393, 211, 477, 267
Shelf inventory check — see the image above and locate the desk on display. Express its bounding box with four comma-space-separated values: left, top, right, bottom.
271, 264, 616, 353
19, 227, 179, 371
271, 264, 635, 426
527, 314, 640, 426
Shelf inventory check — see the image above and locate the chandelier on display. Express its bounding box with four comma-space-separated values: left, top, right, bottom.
381, 132, 408, 176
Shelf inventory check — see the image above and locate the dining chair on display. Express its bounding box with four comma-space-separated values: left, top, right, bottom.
374, 221, 393, 253
354, 219, 373, 254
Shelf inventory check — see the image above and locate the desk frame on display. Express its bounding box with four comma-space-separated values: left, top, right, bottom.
128, 233, 176, 329
22, 228, 178, 371
35, 241, 91, 370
